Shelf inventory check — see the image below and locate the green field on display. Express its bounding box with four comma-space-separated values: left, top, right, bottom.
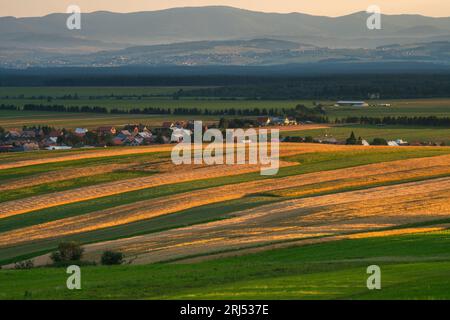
1, 87, 450, 130
1, 230, 449, 299
283, 125, 450, 144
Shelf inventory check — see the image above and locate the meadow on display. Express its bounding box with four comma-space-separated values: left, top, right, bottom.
1, 230, 449, 299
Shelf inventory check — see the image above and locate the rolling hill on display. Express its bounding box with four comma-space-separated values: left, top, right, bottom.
1, 6, 450, 68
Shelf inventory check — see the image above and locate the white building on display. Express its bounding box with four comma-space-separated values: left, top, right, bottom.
335, 101, 369, 107
171, 128, 192, 143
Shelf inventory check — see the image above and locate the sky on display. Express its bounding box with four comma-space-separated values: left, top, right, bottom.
1, 0, 449, 18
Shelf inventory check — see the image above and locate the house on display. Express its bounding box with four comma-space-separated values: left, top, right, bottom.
112, 136, 125, 146
46, 146, 72, 151
22, 142, 39, 151
286, 116, 298, 126
257, 117, 271, 127
5, 129, 21, 140
162, 122, 175, 129
41, 137, 58, 148
335, 101, 369, 107
21, 130, 36, 139
48, 130, 62, 138
271, 117, 286, 126
120, 130, 132, 137
123, 136, 143, 146
361, 139, 370, 146
395, 139, 408, 146
387, 141, 399, 147
138, 131, 153, 144
74, 128, 88, 136
171, 128, 192, 143
97, 126, 117, 136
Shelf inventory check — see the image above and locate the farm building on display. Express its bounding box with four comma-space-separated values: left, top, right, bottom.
97, 126, 117, 136
335, 101, 369, 107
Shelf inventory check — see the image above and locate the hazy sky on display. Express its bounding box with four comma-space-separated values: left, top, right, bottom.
1, 0, 449, 18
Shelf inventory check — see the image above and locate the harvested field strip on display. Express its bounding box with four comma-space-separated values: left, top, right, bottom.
0, 145, 173, 170
0, 151, 171, 182
71, 177, 450, 265
0, 170, 159, 204
265, 165, 450, 198
0, 162, 295, 219
1, 155, 450, 249
0, 164, 132, 192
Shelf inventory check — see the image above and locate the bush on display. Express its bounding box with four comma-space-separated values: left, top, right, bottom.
50, 241, 84, 263
14, 260, 34, 269
101, 251, 124, 265
371, 138, 388, 146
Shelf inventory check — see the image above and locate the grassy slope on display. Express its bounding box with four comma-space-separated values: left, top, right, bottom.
1, 148, 449, 264
1, 230, 449, 299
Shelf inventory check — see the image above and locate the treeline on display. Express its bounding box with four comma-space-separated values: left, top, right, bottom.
0, 104, 17, 111
15, 103, 296, 117
336, 116, 450, 127
174, 74, 450, 100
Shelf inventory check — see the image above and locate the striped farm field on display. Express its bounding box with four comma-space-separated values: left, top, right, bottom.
0, 141, 450, 299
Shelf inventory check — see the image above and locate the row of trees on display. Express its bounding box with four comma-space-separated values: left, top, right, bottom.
12, 103, 297, 117
337, 116, 450, 127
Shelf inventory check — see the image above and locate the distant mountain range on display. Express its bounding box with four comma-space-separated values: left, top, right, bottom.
1, 6, 450, 68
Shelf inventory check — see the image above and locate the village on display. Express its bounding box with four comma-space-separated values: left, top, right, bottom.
0, 115, 302, 152
0, 113, 441, 152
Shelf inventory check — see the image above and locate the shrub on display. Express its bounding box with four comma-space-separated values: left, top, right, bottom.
371, 138, 388, 146
101, 251, 124, 265
50, 241, 84, 263
14, 260, 34, 269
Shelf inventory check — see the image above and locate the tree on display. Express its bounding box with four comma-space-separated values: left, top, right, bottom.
101, 251, 124, 265
50, 241, 84, 263
371, 138, 388, 146
346, 131, 357, 145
